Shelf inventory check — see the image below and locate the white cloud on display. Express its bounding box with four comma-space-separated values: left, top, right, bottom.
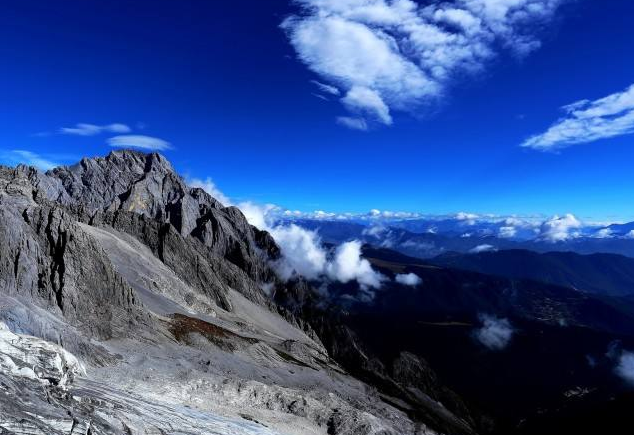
469, 244, 496, 253
538, 213, 582, 242
238, 202, 279, 230
270, 224, 328, 280
60, 123, 131, 136
283, 0, 563, 127
593, 228, 613, 239
185, 177, 276, 229
337, 116, 369, 131
0, 150, 61, 171
362, 224, 398, 248
625, 230, 634, 240
313, 210, 337, 219
522, 84, 634, 151
395, 272, 422, 287
504, 216, 532, 226
456, 211, 479, 220
271, 226, 387, 291
283, 210, 304, 217
474, 314, 514, 350
326, 240, 386, 289
616, 351, 634, 386
195, 185, 386, 290
456, 211, 480, 225
362, 225, 388, 238
107, 135, 172, 151
498, 226, 517, 238
187, 177, 232, 206
365, 209, 422, 220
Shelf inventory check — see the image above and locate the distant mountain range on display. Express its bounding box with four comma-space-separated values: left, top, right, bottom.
606, 221, 634, 237
290, 219, 634, 259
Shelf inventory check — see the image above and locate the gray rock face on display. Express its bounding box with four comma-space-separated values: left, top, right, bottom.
49, 150, 279, 292
50, 150, 228, 238
51, 151, 182, 214
0, 151, 468, 435
1, 168, 142, 341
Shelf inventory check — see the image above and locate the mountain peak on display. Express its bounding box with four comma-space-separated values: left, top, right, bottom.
61, 149, 176, 178
107, 149, 173, 171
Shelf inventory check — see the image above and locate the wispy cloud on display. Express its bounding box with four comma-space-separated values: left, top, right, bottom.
336, 116, 368, 131
311, 79, 340, 96
469, 244, 496, 253
43, 122, 173, 152
283, 0, 564, 128
60, 123, 131, 136
522, 84, 634, 151
342, 86, 392, 125
107, 135, 172, 151
0, 150, 63, 171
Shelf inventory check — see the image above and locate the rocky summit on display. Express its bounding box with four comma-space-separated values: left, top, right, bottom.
0, 150, 471, 435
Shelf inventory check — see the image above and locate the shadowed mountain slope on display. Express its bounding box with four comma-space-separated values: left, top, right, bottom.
430, 249, 634, 297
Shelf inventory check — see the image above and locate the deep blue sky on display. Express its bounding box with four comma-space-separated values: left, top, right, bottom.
1, 0, 633, 221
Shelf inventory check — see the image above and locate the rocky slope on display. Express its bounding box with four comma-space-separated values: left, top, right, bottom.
0, 150, 469, 435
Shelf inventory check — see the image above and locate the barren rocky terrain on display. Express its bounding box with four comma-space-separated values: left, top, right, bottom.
0, 151, 460, 435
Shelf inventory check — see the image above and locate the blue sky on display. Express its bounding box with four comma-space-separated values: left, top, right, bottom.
1, 0, 633, 221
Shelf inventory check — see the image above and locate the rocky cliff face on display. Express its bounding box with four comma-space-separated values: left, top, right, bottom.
0, 150, 473, 435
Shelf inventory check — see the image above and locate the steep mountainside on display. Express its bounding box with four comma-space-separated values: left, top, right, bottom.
0, 151, 473, 435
